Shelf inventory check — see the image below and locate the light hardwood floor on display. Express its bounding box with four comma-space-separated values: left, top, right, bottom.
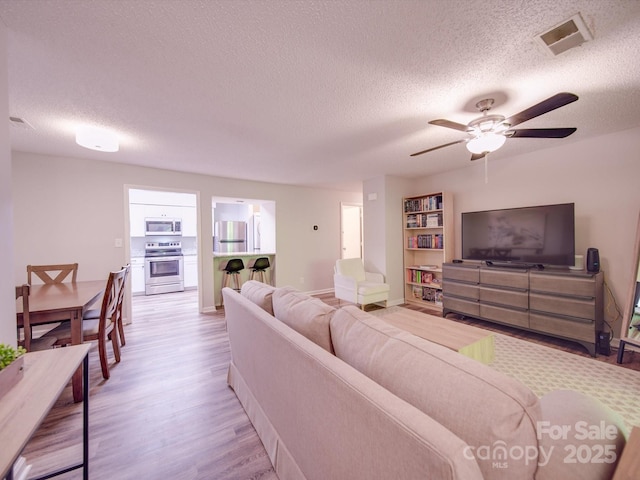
22, 290, 277, 480
20, 288, 640, 479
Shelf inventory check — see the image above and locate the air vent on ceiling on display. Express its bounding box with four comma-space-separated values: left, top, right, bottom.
9, 116, 35, 130
535, 13, 593, 57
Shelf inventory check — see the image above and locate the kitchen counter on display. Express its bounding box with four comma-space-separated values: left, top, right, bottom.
213, 252, 276, 306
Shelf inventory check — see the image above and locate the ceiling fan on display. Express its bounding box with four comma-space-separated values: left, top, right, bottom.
410, 92, 578, 160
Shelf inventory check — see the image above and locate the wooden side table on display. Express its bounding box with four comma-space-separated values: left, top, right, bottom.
379, 308, 495, 364
0, 344, 91, 480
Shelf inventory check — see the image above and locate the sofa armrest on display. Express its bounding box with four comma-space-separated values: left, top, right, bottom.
536, 389, 627, 480
364, 271, 385, 283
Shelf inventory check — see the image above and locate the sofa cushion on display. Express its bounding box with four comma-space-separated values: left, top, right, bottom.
272, 288, 335, 353
330, 306, 542, 480
240, 280, 277, 315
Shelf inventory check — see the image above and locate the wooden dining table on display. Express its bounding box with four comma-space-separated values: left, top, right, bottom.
16, 280, 105, 403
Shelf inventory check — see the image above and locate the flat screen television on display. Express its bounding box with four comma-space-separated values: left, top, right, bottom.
461, 203, 575, 267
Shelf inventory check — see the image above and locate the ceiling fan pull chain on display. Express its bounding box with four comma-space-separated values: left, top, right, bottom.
485, 154, 489, 184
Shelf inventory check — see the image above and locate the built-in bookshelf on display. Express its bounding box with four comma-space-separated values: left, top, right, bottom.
403, 192, 453, 310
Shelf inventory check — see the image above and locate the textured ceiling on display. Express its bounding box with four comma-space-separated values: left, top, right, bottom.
1, 0, 640, 191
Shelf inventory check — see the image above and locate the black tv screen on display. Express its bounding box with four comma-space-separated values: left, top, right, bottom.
461, 203, 575, 267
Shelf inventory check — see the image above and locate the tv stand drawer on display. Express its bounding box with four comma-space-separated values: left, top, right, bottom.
530, 272, 599, 297
443, 265, 479, 283
443, 281, 478, 300
480, 268, 529, 289
530, 292, 596, 321
529, 312, 595, 343
443, 295, 479, 317
480, 304, 529, 328
479, 286, 528, 309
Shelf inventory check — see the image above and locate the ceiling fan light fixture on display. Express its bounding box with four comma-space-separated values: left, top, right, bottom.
466, 132, 506, 154
75, 125, 119, 152
411, 92, 577, 159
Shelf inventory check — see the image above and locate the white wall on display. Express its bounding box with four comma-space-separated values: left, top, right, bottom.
10, 152, 361, 318
409, 127, 640, 337
363, 175, 411, 305
0, 23, 15, 346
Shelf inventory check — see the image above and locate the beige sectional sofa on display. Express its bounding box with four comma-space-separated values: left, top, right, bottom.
223, 281, 627, 480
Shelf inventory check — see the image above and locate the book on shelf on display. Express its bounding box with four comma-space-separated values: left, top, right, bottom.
434, 290, 443, 306
421, 286, 442, 303
407, 269, 434, 284
406, 212, 443, 228
404, 194, 444, 213
422, 287, 435, 301
425, 213, 442, 227
407, 233, 443, 249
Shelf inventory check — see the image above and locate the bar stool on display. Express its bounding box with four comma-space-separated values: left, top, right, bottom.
222, 258, 245, 292
248, 257, 271, 285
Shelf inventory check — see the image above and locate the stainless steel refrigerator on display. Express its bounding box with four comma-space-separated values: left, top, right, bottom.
213, 221, 247, 253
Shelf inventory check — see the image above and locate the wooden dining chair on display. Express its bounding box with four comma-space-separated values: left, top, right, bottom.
116, 264, 131, 346
83, 263, 130, 346
27, 263, 78, 284
15, 284, 57, 352
45, 267, 127, 379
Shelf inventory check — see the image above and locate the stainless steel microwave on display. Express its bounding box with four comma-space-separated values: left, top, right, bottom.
145, 218, 182, 236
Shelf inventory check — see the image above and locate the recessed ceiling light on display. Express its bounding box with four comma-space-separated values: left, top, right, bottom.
75, 125, 119, 152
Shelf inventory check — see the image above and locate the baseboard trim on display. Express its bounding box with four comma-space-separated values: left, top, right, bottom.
303, 288, 334, 296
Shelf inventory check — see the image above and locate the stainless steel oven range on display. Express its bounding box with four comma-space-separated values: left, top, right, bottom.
144, 241, 184, 295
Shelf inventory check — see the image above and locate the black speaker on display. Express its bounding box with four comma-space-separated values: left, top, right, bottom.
586, 248, 600, 273
598, 331, 611, 356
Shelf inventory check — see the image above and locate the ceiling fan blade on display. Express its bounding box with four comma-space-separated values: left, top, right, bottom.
470, 153, 485, 161
429, 119, 469, 132
410, 139, 466, 157
506, 127, 577, 138
505, 93, 578, 127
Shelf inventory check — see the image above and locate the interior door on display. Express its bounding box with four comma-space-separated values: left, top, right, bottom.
341, 203, 362, 259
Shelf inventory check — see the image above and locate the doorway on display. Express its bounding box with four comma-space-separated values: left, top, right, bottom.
340, 203, 363, 259
125, 187, 200, 318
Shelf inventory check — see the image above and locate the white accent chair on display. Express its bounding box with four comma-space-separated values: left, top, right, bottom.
334, 258, 390, 310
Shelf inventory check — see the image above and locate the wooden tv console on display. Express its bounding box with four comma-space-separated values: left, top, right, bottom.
442, 262, 604, 356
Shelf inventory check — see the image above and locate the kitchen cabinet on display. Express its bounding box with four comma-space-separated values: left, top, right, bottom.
131, 258, 146, 294
130, 205, 147, 237
180, 209, 197, 237
184, 255, 198, 288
